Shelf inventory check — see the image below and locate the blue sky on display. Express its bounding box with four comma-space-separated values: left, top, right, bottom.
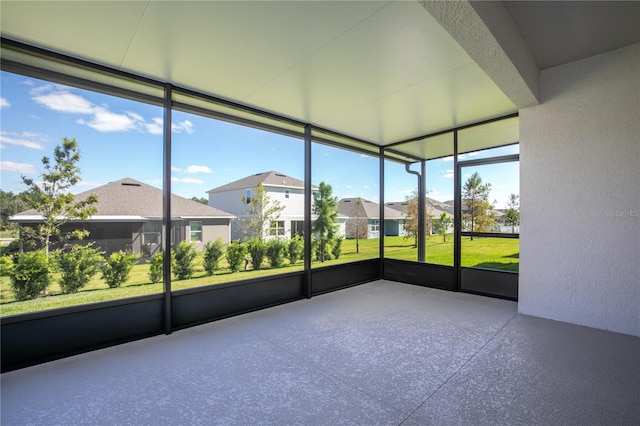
1, 70, 518, 208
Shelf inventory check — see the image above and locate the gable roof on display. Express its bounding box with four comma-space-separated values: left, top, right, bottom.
207, 171, 315, 193
386, 198, 453, 218
12, 178, 233, 221
338, 198, 404, 220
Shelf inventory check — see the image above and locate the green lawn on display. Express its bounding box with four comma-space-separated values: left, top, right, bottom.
0, 235, 518, 316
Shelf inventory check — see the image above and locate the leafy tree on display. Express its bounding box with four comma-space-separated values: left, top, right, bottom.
437, 212, 453, 242
462, 172, 495, 240
189, 196, 209, 205
56, 243, 104, 294
287, 235, 304, 265
9, 249, 50, 300
312, 182, 338, 262
246, 239, 266, 270
203, 239, 225, 275
504, 193, 520, 233
226, 240, 247, 273
403, 191, 434, 247
101, 251, 139, 288
266, 238, 287, 268
173, 241, 197, 280
345, 198, 368, 253
0, 189, 27, 230
237, 183, 284, 242
21, 138, 98, 255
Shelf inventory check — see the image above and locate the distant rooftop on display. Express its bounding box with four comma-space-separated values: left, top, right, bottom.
208, 171, 317, 193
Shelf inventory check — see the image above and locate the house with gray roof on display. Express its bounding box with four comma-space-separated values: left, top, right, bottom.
11, 178, 234, 256
338, 198, 406, 238
385, 197, 453, 236
207, 171, 317, 241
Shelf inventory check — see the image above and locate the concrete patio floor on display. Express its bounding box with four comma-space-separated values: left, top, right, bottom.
2, 280, 638, 425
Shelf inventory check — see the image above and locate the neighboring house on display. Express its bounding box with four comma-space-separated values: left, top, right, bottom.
338, 198, 405, 238
10, 178, 234, 256
385, 197, 453, 236
207, 171, 317, 241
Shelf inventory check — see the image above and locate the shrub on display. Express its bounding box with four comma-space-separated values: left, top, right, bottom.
56, 244, 104, 294
266, 238, 287, 268
288, 235, 304, 265
173, 241, 198, 280
312, 236, 333, 262
148, 252, 164, 284
101, 250, 139, 288
0, 255, 14, 276
246, 239, 266, 270
226, 240, 246, 273
9, 249, 50, 301
203, 239, 225, 275
331, 236, 343, 260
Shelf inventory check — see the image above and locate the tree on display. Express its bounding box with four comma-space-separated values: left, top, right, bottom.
21, 138, 98, 255
345, 198, 368, 253
403, 191, 434, 248
504, 193, 520, 233
237, 183, 284, 242
312, 182, 338, 262
189, 196, 208, 205
437, 212, 453, 242
0, 190, 27, 230
462, 172, 495, 240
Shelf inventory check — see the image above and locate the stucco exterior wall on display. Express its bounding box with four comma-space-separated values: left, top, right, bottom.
519, 44, 640, 336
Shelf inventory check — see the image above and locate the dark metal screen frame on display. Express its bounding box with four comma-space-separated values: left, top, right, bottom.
1, 37, 522, 371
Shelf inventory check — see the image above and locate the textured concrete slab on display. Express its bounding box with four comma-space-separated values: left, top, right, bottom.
408, 314, 640, 425
2, 280, 637, 425
233, 281, 517, 413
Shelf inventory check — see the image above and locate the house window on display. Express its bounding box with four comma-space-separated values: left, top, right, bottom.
369, 220, 379, 232
269, 220, 285, 236
245, 189, 252, 204
143, 222, 160, 245
190, 221, 202, 242
285, 189, 290, 199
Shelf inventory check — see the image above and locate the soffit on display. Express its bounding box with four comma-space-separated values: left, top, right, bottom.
502, 1, 640, 70
0, 0, 520, 146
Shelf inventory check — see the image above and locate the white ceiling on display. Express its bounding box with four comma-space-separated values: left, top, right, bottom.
1, 1, 637, 146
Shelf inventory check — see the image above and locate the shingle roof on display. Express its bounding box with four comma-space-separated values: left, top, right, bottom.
12, 178, 233, 220
207, 171, 314, 193
338, 198, 404, 219
386, 198, 452, 218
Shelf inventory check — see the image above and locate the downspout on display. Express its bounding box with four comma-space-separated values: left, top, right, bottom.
405, 162, 425, 262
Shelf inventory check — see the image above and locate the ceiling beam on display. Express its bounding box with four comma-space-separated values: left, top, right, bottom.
419, 0, 539, 108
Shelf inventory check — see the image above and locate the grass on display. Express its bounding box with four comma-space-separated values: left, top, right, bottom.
0, 236, 518, 316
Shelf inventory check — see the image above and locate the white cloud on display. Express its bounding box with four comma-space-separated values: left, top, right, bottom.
32, 90, 95, 114
0, 132, 46, 150
146, 117, 163, 135
126, 111, 144, 122
442, 156, 453, 162
172, 177, 204, 184
172, 120, 194, 134
1, 161, 38, 174
30, 85, 171, 135
185, 165, 212, 174
86, 108, 138, 132
0, 98, 10, 108
171, 166, 183, 172
443, 169, 454, 178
